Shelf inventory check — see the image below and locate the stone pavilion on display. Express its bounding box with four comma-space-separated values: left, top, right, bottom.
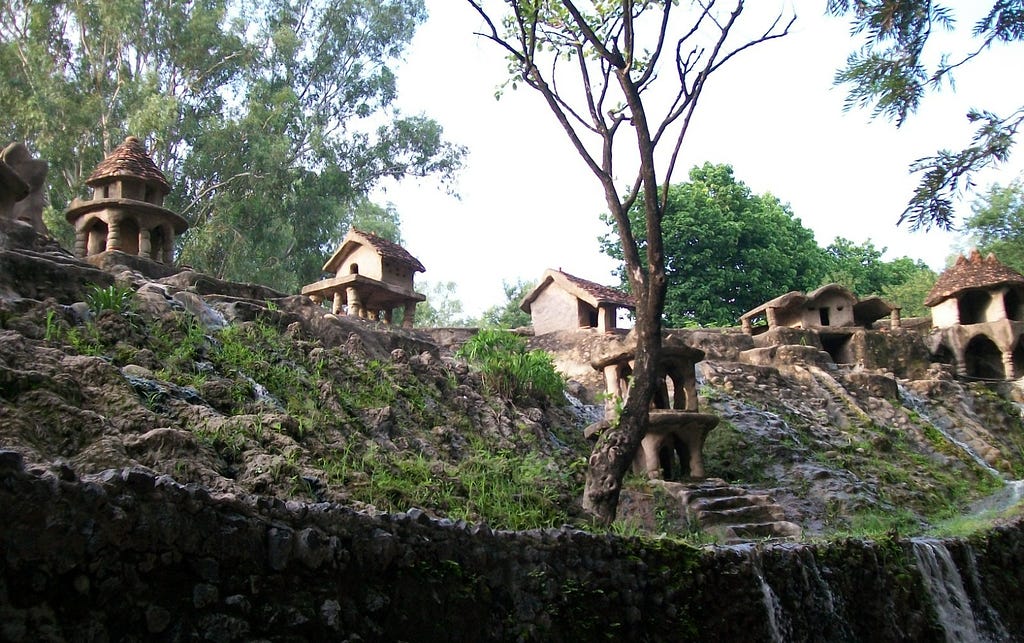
65, 136, 187, 264
520, 269, 635, 335
927, 249, 1024, 379
301, 228, 425, 327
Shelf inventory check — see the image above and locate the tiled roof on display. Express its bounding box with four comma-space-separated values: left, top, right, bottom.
86, 136, 170, 193
925, 249, 1024, 307
555, 270, 635, 307
350, 228, 425, 272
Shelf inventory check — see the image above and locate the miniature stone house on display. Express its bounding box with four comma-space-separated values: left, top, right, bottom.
520, 269, 635, 335
739, 283, 900, 364
0, 142, 48, 234
926, 250, 1024, 379
740, 284, 899, 335
301, 228, 425, 327
64, 136, 187, 264
588, 334, 718, 480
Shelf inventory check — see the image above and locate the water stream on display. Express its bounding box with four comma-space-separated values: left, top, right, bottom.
898, 384, 1004, 479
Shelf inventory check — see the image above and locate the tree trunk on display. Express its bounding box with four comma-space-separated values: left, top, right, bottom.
582, 286, 663, 524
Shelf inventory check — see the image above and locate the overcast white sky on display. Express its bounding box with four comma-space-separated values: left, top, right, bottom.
372, 1, 1024, 317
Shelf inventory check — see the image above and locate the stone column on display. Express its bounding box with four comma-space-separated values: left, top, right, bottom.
741, 317, 752, 334
891, 308, 902, 329
766, 307, 778, 329
346, 287, 362, 318
106, 212, 123, 251
383, 309, 394, 325
602, 365, 621, 418
332, 291, 344, 315
162, 226, 176, 264
1002, 351, 1015, 380
402, 301, 416, 328
74, 228, 88, 258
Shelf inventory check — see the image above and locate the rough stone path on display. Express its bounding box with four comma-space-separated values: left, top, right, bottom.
657, 478, 802, 543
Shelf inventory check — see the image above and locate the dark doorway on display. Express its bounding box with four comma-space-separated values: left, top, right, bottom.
819, 308, 830, 326
821, 333, 853, 364
959, 290, 991, 325
965, 334, 1004, 379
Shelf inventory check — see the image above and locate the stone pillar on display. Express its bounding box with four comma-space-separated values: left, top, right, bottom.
162, 226, 176, 264
402, 302, 416, 328
602, 365, 621, 418
1002, 351, 1015, 380
347, 287, 362, 318
766, 307, 778, 329
891, 307, 902, 329
598, 305, 616, 333
106, 212, 123, 251
74, 229, 88, 258
309, 294, 323, 306
741, 317, 752, 334
139, 228, 152, 259
332, 291, 344, 315
686, 434, 706, 478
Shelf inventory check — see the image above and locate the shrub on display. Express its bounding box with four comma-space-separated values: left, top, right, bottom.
86, 283, 135, 316
456, 329, 564, 404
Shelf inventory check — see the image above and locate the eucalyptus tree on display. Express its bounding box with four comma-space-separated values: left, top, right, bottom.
0, 0, 464, 291
466, 0, 793, 523
829, 1, 1024, 231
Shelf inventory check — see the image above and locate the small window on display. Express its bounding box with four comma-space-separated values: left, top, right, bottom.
819, 308, 830, 325
349, 263, 359, 274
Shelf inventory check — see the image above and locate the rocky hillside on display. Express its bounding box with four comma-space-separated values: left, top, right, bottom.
2, 215, 1024, 543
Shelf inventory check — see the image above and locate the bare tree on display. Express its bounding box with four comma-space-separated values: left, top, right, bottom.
466, 0, 793, 523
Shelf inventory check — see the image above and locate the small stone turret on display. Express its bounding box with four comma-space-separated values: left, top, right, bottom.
65, 136, 187, 264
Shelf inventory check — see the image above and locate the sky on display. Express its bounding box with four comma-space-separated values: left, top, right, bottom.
372, 2, 1024, 318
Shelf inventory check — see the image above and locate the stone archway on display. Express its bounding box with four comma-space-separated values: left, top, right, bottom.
86, 220, 108, 255
965, 334, 1005, 379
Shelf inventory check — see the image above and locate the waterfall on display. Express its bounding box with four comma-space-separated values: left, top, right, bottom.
563, 391, 603, 427
898, 384, 1004, 479
737, 544, 789, 643
912, 539, 989, 643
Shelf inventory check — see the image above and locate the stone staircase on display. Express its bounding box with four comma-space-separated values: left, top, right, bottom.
657, 478, 802, 544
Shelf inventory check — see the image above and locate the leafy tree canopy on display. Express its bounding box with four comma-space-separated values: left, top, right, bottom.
414, 281, 474, 328
823, 236, 931, 297
963, 177, 1024, 273
479, 279, 535, 329
0, 0, 464, 292
829, 0, 1024, 231
601, 163, 829, 327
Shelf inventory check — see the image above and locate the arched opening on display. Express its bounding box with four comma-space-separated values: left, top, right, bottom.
931, 343, 955, 367
821, 333, 854, 364
86, 220, 108, 255
965, 334, 1005, 379
1005, 289, 1024, 321
819, 307, 830, 326
150, 226, 167, 261
349, 263, 359, 274
118, 217, 140, 255
958, 290, 991, 325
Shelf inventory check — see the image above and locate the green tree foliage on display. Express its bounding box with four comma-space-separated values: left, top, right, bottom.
456, 329, 564, 405
963, 178, 1024, 273
881, 267, 937, 317
829, 1, 1024, 230
480, 279, 535, 329
0, 0, 464, 291
823, 236, 932, 297
415, 281, 474, 328
601, 163, 828, 327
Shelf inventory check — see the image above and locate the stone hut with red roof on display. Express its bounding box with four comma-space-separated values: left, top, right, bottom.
65, 136, 187, 264
301, 228, 425, 327
926, 249, 1024, 379
520, 269, 635, 335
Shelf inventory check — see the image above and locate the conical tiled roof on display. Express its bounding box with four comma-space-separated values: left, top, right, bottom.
924, 249, 1024, 307
86, 136, 170, 194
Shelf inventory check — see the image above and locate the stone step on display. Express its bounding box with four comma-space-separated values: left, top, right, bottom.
677, 485, 751, 503
694, 504, 786, 527
723, 521, 803, 543
690, 494, 774, 513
